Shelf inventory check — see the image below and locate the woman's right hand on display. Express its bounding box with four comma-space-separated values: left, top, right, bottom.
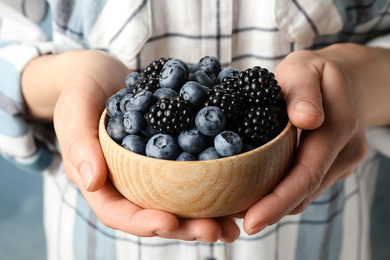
243, 43, 390, 235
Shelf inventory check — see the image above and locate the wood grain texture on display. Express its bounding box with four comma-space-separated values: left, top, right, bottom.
99, 109, 297, 218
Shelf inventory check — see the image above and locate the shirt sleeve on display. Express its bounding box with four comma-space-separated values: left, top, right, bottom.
0, 1, 58, 172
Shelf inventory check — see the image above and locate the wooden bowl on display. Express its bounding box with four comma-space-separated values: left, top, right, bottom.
99, 109, 297, 218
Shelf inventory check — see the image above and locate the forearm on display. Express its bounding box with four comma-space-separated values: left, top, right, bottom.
315, 43, 390, 126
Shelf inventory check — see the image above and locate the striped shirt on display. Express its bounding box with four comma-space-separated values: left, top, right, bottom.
1, 1, 390, 259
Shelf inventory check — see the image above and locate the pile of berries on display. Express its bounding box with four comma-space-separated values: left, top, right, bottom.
105, 56, 288, 161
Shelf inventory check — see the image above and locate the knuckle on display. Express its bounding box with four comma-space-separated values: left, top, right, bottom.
64, 135, 77, 159
296, 161, 325, 195
63, 134, 80, 166
355, 139, 368, 163
290, 197, 312, 215
310, 167, 326, 194
344, 111, 360, 135
344, 129, 368, 166
286, 49, 318, 62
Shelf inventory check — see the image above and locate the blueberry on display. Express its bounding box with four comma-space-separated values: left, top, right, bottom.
121, 134, 147, 155
116, 88, 133, 96
153, 88, 179, 100
159, 64, 188, 91
187, 64, 198, 74
187, 65, 199, 82
198, 147, 222, 161
145, 134, 179, 160
217, 68, 240, 83
119, 93, 134, 113
201, 85, 210, 92
125, 72, 147, 89
197, 56, 221, 75
106, 115, 127, 143
141, 113, 158, 137
164, 59, 189, 77
129, 89, 155, 112
121, 110, 145, 134
195, 106, 226, 136
241, 143, 256, 153
178, 126, 209, 153
179, 81, 207, 109
176, 152, 197, 161
192, 70, 219, 88
214, 130, 243, 157
106, 93, 124, 117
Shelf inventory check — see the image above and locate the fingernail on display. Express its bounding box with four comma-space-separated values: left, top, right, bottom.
248, 223, 268, 235
196, 237, 212, 243
80, 162, 93, 191
294, 101, 321, 115
155, 230, 171, 235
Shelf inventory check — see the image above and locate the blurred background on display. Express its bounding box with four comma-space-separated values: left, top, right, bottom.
0, 154, 389, 260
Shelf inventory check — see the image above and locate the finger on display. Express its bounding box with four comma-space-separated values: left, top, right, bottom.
159, 218, 222, 243
54, 86, 110, 191
287, 169, 352, 216
79, 177, 180, 237
216, 216, 241, 243
244, 55, 359, 235
289, 135, 367, 215
230, 210, 247, 219
54, 52, 130, 191
275, 51, 325, 130
243, 128, 338, 235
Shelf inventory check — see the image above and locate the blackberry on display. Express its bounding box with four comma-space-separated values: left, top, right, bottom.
237, 106, 287, 145
132, 76, 160, 94
147, 97, 195, 136
237, 66, 283, 106
204, 77, 245, 125
143, 57, 168, 77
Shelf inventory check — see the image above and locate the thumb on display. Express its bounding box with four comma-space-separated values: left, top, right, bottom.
275, 51, 325, 130
51, 51, 130, 192
54, 86, 111, 192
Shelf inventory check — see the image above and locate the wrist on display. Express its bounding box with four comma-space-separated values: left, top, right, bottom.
315, 43, 390, 126
22, 53, 62, 121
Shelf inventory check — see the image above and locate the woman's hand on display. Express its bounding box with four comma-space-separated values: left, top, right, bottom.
22, 50, 240, 243
243, 43, 390, 235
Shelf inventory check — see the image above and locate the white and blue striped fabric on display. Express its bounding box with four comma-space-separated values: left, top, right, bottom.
1, 1, 390, 259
